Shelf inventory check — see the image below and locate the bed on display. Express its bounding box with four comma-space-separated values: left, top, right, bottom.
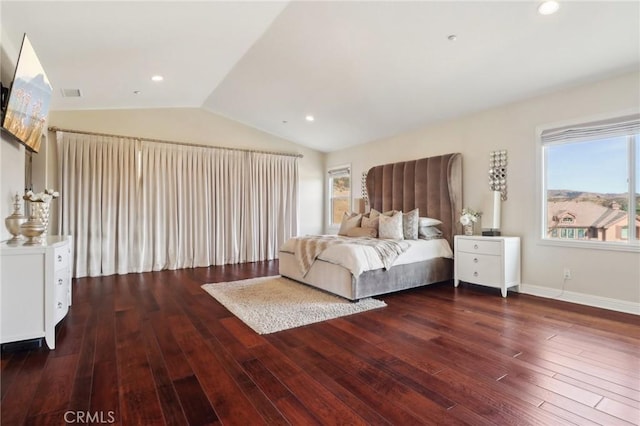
279, 153, 462, 300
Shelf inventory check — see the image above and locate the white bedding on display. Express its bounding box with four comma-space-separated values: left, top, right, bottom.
279, 237, 453, 278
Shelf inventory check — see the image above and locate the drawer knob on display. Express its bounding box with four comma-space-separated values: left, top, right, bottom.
58, 278, 63, 286
473, 258, 478, 263
473, 244, 479, 249
57, 302, 63, 309
473, 271, 479, 277
57, 255, 63, 262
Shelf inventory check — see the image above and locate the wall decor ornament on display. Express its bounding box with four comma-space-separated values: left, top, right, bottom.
488, 150, 507, 201
361, 171, 368, 206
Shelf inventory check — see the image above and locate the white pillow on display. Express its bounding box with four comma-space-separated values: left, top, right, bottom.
419, 217, 442, 227
378, 211, 404, 240
338, 212, 362, 236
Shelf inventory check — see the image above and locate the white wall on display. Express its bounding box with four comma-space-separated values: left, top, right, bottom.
48, 108, 325, 236
327, 71, 640, 308
0, 26, 26, 241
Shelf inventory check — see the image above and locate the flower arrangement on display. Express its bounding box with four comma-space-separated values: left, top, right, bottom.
23, 189, 59, 203
459, 207, 481, 226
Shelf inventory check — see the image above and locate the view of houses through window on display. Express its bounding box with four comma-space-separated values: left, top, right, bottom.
544, 133, 639, 244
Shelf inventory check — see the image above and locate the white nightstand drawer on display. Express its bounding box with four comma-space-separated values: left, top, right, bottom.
454, 235, 520, 297
457, 252, 501, 286
456, 238, 501, 255
54, 245, 70, 271
54, 269, 69, 297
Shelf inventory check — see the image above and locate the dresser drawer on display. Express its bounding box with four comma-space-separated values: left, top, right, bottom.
457, 238, 501, 255
54, 245, 70, 271
457, 252, 501, 286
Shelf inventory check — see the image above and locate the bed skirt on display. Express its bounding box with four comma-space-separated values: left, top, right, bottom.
278, 252, 453, 301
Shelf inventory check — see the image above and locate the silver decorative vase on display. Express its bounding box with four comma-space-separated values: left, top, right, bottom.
20, 201, 46, 245
463, 224, 474, 236
4, 193, 27, 244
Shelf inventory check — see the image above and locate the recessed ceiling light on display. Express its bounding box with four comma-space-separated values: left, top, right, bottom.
305, 115, 314, 122
538, 1, 559, 15
151, 75, 164, 82
447, 34, 457, 41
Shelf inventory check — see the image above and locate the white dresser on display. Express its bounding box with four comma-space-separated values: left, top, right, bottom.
0, 236, 73, 349
454, 235, 520, 297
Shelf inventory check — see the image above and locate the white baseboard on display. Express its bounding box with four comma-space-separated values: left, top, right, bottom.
518, 284, 640, 315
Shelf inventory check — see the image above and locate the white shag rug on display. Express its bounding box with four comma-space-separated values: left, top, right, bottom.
201, 275, 386, 334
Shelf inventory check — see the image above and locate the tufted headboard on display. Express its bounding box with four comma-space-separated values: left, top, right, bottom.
365, 153, 462, 247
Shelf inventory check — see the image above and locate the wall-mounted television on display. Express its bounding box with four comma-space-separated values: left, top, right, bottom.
1, 34, 53, 153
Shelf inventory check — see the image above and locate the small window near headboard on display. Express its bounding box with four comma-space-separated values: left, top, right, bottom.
327, 165, 351, 228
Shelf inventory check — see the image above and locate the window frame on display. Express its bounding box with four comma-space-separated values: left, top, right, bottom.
537, 112, 640, 253
326, 164, 352, 231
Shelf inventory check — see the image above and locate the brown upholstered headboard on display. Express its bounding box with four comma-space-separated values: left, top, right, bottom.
365, 153, 462, 246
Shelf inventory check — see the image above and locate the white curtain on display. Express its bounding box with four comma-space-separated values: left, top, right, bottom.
57, 132, 139, 277
58, 131, 299, 278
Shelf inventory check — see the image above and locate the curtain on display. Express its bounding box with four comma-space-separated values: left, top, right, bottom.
58, 131, 299, 278
57, 132, 139, 277
541, 114, 640, 144
245, 152, 299, 262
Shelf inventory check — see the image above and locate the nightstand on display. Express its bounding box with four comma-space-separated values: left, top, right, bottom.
454, 235, 520, 297
1, 236, 73, 349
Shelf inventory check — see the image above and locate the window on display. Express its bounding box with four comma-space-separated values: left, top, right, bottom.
328, 165, 351, 227
541, 114, 639, 249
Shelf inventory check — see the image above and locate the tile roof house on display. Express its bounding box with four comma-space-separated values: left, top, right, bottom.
548, 200, 640, 241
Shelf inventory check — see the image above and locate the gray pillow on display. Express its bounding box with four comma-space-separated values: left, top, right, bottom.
403, 208, 419, 240
419, 225, 443, 240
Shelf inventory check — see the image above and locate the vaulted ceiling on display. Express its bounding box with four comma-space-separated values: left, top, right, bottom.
2, 1, 638, 152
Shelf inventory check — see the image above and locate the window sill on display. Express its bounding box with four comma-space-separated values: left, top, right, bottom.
538, 238, 640, 253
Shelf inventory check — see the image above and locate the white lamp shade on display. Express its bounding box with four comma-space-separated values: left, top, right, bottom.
481, 191, 502, 230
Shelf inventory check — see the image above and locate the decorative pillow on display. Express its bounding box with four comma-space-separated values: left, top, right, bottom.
370, 208, 396, 218
419, 225, 443, 240
378, 211, 404, 240
346, 227, 378, 238
361, 215, 379, 231
419, 217, 443, 227
402, 208, 419, 240
338, 212, 362, 236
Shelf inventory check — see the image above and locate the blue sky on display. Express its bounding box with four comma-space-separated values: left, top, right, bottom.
546, 136, 638, 194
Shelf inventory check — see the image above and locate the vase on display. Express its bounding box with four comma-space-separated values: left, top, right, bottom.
33, 202, 51, 235
4, 193, 27, 244
20, 201, 46, 245
464, 224, 474, 236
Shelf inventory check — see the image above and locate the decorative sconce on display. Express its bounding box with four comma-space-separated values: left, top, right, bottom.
361, 172, 368, 205
488, 150, 507, 201
483, 150, 507, 236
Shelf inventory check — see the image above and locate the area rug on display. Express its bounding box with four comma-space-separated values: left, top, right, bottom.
201, 275, 386, 334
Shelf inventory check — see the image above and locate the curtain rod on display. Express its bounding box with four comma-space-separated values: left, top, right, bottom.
48, 126, 304, 158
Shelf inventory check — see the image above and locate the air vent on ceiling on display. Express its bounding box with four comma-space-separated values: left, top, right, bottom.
60, 88, 82, 98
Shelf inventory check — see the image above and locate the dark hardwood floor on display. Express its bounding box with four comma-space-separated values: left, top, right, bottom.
2, 261, 639, 425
